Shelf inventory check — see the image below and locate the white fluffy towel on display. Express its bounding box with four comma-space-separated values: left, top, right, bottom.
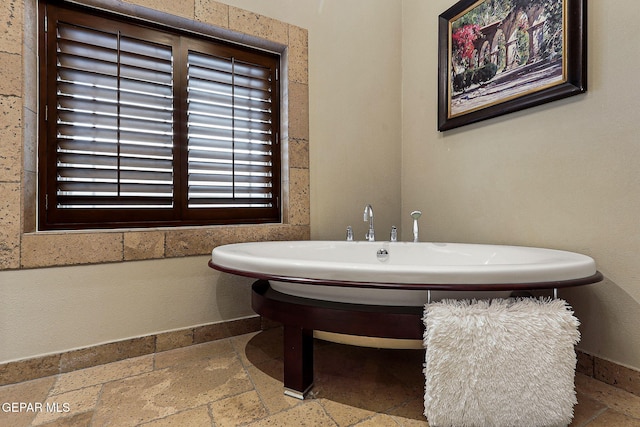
423, 298, 580, 427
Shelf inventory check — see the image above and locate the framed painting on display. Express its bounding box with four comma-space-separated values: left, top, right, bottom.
437, 0, 586, 131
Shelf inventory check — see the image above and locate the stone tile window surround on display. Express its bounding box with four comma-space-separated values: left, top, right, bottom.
0, 0, 310, 270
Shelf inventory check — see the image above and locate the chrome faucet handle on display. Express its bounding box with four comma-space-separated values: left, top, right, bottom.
346, 226, 354, 241
390, 226, 398, 242
410, 210, 422, 242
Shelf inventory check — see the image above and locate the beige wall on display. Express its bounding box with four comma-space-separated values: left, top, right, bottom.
0, 0, 312, 362
220, 0, 403, 240
0, 0, 402, 363
4, 0, 639, 374
402, 0, 640, 370
0, 257, 255, 356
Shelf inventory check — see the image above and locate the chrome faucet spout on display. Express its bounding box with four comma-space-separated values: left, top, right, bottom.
364, 204, 375, 242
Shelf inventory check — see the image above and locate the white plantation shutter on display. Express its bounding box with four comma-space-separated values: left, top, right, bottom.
186, 51, 276, 208
55, 22, 175, 209
40, 3, 281, 230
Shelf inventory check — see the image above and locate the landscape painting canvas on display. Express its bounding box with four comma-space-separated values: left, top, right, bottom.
437, 0, 586, 131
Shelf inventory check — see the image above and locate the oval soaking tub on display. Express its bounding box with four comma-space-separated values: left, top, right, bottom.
210, 240, 601, 305
208, 240, 602, 399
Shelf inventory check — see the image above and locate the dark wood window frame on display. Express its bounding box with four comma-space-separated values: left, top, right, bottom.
38, 0, 281, 230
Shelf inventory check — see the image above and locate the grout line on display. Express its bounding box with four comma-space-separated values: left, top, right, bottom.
581, 407, 609, 426
227, 334, 262, 399
314, 399, 341, 426
219, 333, 274, 423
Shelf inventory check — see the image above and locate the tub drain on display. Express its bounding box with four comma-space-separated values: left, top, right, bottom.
376, 248, 389, 262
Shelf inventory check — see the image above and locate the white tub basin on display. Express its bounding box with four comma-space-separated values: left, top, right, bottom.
211, 240, 601, 348
211, 240, 598, 287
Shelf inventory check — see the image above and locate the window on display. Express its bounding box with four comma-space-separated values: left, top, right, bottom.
38, 2, 281, 230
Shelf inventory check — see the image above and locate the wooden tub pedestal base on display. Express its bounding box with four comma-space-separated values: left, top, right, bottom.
251, 280, 424, 399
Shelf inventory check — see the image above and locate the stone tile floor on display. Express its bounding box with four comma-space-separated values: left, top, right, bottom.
1, 327, 639, 426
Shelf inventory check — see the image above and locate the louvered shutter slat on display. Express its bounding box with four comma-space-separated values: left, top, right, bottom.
55, 21, 174, 209
187, 51, 275, 209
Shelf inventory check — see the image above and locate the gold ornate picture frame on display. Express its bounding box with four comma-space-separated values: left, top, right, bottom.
438, 0, 587, 131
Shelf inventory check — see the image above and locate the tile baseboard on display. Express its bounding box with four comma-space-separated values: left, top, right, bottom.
576, 349, 640, 397
0, 316, 262, 387
3, 324, 639, 401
